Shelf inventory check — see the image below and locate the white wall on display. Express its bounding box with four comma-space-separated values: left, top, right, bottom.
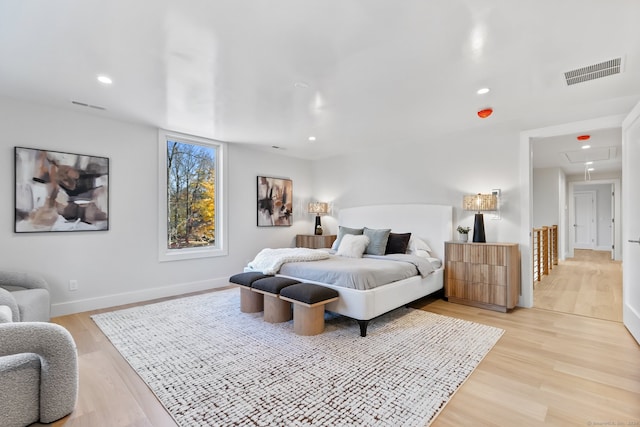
0, 98, 313, 316
532, 167, 567, 260
312, 125, 522, 247
559, 171, 567, 259
0, 98, 528, 314
312, 126, 526, 306
532, 168, 562, 228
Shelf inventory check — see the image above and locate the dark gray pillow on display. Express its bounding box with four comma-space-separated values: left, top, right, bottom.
332, 226, 364, 250
363, 227, 391, 255
385, 232, 412, 254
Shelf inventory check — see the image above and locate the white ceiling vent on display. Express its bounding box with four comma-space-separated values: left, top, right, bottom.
564, 57, 622, 86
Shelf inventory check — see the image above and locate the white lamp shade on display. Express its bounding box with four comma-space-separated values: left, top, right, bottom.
308, 202, 328, 214
463, 194, 497, 212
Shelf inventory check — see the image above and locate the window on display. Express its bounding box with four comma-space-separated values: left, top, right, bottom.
158, 130, 226, 261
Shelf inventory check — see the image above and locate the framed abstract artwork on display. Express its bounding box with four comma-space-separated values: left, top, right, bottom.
257, 176, 292, 226
14, 147, 109, 232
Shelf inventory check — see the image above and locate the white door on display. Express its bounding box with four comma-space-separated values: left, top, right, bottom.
622, 101, 640, 344
574, 191, 595, 249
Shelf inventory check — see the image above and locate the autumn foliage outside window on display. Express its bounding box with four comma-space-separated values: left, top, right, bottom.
166, 140, 216, 249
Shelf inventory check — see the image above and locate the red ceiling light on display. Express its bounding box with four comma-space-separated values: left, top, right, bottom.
477, 108, 493, 118
577, 134, 591, 141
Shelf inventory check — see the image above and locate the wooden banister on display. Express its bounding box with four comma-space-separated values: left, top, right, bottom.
532, 225, 558, 287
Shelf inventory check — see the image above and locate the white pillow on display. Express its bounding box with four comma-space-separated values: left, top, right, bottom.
413, 249, 432, 259
331, 226, 364, 250
336, 234, 370, 258
407, 236, 433, 255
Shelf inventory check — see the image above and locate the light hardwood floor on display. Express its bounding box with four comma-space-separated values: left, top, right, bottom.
534, 249, 622, 322
39, 287, 639, 427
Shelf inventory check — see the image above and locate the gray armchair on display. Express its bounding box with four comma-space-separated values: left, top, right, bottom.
0, 271, 50, 322
0, 309, 78, 427
0, 272, 77, 426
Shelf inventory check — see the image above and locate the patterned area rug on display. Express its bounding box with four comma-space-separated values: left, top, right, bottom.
92, 289, 503, 427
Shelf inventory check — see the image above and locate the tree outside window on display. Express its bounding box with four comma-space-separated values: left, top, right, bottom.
166, 140, 216, 249
158, 130, 226, 261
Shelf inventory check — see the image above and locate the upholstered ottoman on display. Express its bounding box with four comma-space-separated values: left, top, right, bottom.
280, 283, 339, 336
229, 272, 271, 313
251, 277, 300, 323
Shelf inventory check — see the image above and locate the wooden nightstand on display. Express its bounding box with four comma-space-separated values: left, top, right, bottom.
444, 241, 520, 312
296, 234, 337, 249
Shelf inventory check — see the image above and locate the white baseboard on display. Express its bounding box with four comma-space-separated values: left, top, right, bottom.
50, 276, 233, 317
596, 245, 613, 252
624, 302, 640, 345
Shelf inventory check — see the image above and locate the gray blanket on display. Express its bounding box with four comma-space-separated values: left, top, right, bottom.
277, 254, 437, 291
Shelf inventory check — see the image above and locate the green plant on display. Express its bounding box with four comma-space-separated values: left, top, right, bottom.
457, 225, 471, 234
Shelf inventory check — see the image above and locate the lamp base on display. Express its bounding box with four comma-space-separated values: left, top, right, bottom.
472, 213, 486, 243
314, 215, 323, 235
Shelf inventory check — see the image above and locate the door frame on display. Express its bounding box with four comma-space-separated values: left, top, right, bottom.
611, 186, 615, 259
566, 180, 620, 258
519, 114, 625, 308
622, 101, 640, 343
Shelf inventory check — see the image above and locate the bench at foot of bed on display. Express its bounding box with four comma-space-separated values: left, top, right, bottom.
229, 272, 272, 313
251, 277, 300, 323
280, 283, 339, 336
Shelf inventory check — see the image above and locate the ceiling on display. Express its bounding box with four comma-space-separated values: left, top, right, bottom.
1, 0, 639, 163
532, 128, 622, 176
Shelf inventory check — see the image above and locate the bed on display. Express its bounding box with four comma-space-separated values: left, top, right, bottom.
249, 204, 452, 336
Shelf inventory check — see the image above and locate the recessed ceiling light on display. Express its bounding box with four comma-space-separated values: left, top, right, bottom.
581, 145, 591, 149
294, 82, 309, 89
588, 168, 595, 171
97, 75, 113, 85
308, 136, 316, 142
585, 161, 593, 165
477, 87, 490, 95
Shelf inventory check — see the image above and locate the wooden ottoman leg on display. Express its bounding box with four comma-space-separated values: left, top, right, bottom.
240, 287, 263, 313
280, 283, 339, 336
293, 303, 326, 336
263, 295, 292, 323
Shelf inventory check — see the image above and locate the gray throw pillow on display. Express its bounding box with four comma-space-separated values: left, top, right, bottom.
363, 227, 391, 255
332, 226, 364, 250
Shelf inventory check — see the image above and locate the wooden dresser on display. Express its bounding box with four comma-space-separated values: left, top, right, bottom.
295, 234, 337, 249
444, 241, 520, 312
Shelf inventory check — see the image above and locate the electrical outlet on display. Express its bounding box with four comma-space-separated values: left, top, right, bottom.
69, 279, 78, 291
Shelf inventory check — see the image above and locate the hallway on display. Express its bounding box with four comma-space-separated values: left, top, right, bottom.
533, 249, 622, 322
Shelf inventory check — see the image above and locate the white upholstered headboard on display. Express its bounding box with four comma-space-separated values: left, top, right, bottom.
338, 204, 453, 260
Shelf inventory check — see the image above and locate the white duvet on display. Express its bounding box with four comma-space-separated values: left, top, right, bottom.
247, 247, 330, 275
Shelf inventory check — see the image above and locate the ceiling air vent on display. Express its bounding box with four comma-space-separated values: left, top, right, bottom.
564, 57, 622, 86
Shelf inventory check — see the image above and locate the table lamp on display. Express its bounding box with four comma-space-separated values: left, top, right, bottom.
463, 193, 498, 243
308, 202, 328, 235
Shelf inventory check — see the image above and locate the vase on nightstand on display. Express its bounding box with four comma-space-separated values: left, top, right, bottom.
458, 233, 468, 242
